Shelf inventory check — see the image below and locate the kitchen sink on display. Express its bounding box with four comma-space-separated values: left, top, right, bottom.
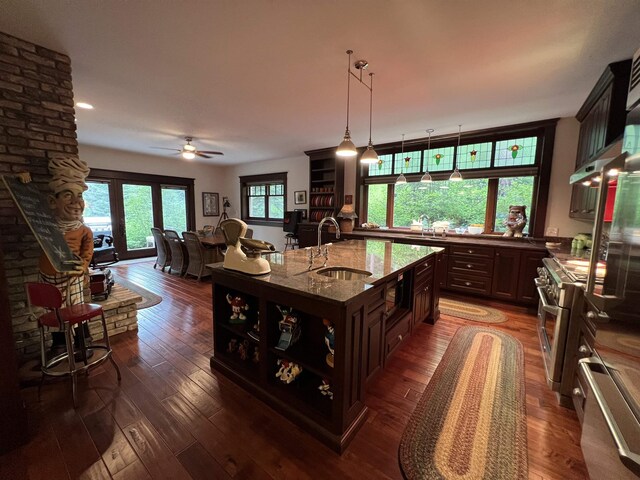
316, 267, 372, 280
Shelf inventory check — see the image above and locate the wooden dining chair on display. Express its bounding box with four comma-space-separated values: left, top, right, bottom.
182, 231, 217, 280
150, 227, 171, 271
164, 229, 187, 275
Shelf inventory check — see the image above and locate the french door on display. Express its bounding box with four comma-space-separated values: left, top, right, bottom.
84, 170, 195, 260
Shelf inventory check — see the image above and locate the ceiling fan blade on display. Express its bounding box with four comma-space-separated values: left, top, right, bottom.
196, 153, 212, 159
197, 150, 224, 155
150, 147, 181, 152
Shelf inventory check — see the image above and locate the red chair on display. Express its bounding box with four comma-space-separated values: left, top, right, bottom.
26, 282, 121, 407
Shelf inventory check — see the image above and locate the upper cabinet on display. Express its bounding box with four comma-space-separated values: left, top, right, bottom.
305, 148, 345, 223
570, 60, 631, 219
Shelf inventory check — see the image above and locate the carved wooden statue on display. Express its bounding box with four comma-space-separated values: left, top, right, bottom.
503, 205, 527, 238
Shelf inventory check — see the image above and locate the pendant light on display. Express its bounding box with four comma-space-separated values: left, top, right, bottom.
360, 72, 379, 164
449, 124, 463, 182
420, 129, 434, 183
395, 134, 407, 185
336, 50, 357, 158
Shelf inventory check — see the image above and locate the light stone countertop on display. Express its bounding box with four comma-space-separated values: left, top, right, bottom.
208, 239, 443, 304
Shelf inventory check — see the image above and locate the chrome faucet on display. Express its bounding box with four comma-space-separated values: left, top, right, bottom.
308, 216, 341, 269
419, 214, 429, 237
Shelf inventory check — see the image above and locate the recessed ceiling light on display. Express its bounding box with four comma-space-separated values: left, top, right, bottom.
75, 102, 94, 109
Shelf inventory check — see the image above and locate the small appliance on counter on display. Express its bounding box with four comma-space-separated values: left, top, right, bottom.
220, 218, 275, 275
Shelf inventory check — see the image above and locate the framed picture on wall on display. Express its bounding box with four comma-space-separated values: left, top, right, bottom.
294, 190, 307, 205
294, 208, 307, 220
203, 192, 219, 216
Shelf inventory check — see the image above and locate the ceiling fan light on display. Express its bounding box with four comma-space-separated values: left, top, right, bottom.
337, 131, 357, 157
420, 171, 432, 183
395, 173, 407, 185
182, 151, 196, 160
183, 144, 196, 152
360, 143, 378, 164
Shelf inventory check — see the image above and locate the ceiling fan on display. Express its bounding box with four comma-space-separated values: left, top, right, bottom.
152, 137, 224, 159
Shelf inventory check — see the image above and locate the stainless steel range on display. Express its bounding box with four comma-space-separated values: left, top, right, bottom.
535, 257, 583, 394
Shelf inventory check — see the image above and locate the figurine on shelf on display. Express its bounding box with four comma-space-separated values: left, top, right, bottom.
275, 305, 301, 351
226, 293, 249, 324
502, 205, 527, 238
322, 318, 335, 368
275, 359, 303, 384
227, 338, 238, 353
318, 378, 334, 400
238, 339, 250, 361
248, 320, 260, 341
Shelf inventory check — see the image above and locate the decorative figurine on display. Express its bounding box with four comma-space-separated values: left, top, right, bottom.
226, 293, 249, 324
318, 378, 334, 400
275, 359, 303, 384
238, 339, 250, 361
252, 346, 259, 363
503, 205, 528, 238
322, 318, 335, 368
227, 338, 238, 353
248, 320, 260, 341
275, 305, 301, 351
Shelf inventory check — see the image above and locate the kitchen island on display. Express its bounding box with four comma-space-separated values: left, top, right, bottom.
209, 239, 443, 452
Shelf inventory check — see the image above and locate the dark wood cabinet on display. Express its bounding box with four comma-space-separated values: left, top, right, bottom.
570, 60, 631, 220
297, 223, 339, 248
305, 148, 345, 223
363, 287, 385, 388
447, 245, 494, 296
491, 249, 521, 300
412, 256, 435, 326
516, 251, 546, 303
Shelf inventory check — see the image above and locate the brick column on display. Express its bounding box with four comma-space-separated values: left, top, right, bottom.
0, 31, 78, 360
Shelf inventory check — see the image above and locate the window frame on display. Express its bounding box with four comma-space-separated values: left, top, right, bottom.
356, 119, 557, 237
239, 172, 287, 226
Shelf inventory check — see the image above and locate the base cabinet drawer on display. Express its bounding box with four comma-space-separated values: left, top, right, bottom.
385, 313, 411, 360
447, 273, 491, 295
449, 256, 493, 277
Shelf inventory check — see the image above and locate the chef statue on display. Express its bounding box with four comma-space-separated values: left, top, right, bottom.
502, 205, 527, 238
38, 155, 94, 355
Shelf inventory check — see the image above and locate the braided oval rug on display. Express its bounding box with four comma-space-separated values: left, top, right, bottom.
399, 326, 527, 480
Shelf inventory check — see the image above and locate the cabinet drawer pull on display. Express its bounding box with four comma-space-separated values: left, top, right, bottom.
468, 249, 474, 254
466, 264, 473, 268
496, 253, 500, 257
465, 282, 472, 286
398, 334, 403, 341
572, 387, 583, 397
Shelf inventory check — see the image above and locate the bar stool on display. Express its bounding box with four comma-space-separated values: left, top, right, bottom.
26, 282, 121, 407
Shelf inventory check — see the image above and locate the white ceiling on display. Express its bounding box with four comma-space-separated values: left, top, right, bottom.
2, 1, 640, 165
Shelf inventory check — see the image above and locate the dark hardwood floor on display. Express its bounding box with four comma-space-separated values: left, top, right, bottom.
0, 260, 588, 479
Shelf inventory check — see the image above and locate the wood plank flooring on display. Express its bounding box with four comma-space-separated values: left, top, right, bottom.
0, 260, 588, 479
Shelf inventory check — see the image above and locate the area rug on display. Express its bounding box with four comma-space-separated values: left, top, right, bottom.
115, 277, 162, 309
440, 298, 507, 324
399, 326, 527, 480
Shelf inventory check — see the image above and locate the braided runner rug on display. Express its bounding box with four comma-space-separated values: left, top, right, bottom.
399, 326, 527, 480
440, 298, 507, 324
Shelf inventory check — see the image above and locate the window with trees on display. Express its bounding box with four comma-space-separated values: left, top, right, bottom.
240, 172, 287, 226
358, 120, 556, 237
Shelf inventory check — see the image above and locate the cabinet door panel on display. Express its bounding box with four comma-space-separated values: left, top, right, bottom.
517, 251, 546, 304
364, 303, 385, 387
491, 249, 521, 300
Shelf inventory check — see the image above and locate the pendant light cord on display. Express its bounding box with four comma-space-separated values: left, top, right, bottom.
368, 73, 374, 143
345, 50, 352, 130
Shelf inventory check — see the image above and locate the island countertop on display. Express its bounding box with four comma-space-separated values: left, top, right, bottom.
208, 239, 443, 304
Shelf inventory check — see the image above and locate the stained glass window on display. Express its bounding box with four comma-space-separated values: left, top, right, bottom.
494, 137, 537, 167
457, 142, 492, 170
368, 153, 393, 176
393, 150, 421, 174
422, 146, 454, 172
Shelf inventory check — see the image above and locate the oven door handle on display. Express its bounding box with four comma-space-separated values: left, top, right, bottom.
580, 358, 640, 476
536, 287, 560, 316
534, 277, 547, 287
